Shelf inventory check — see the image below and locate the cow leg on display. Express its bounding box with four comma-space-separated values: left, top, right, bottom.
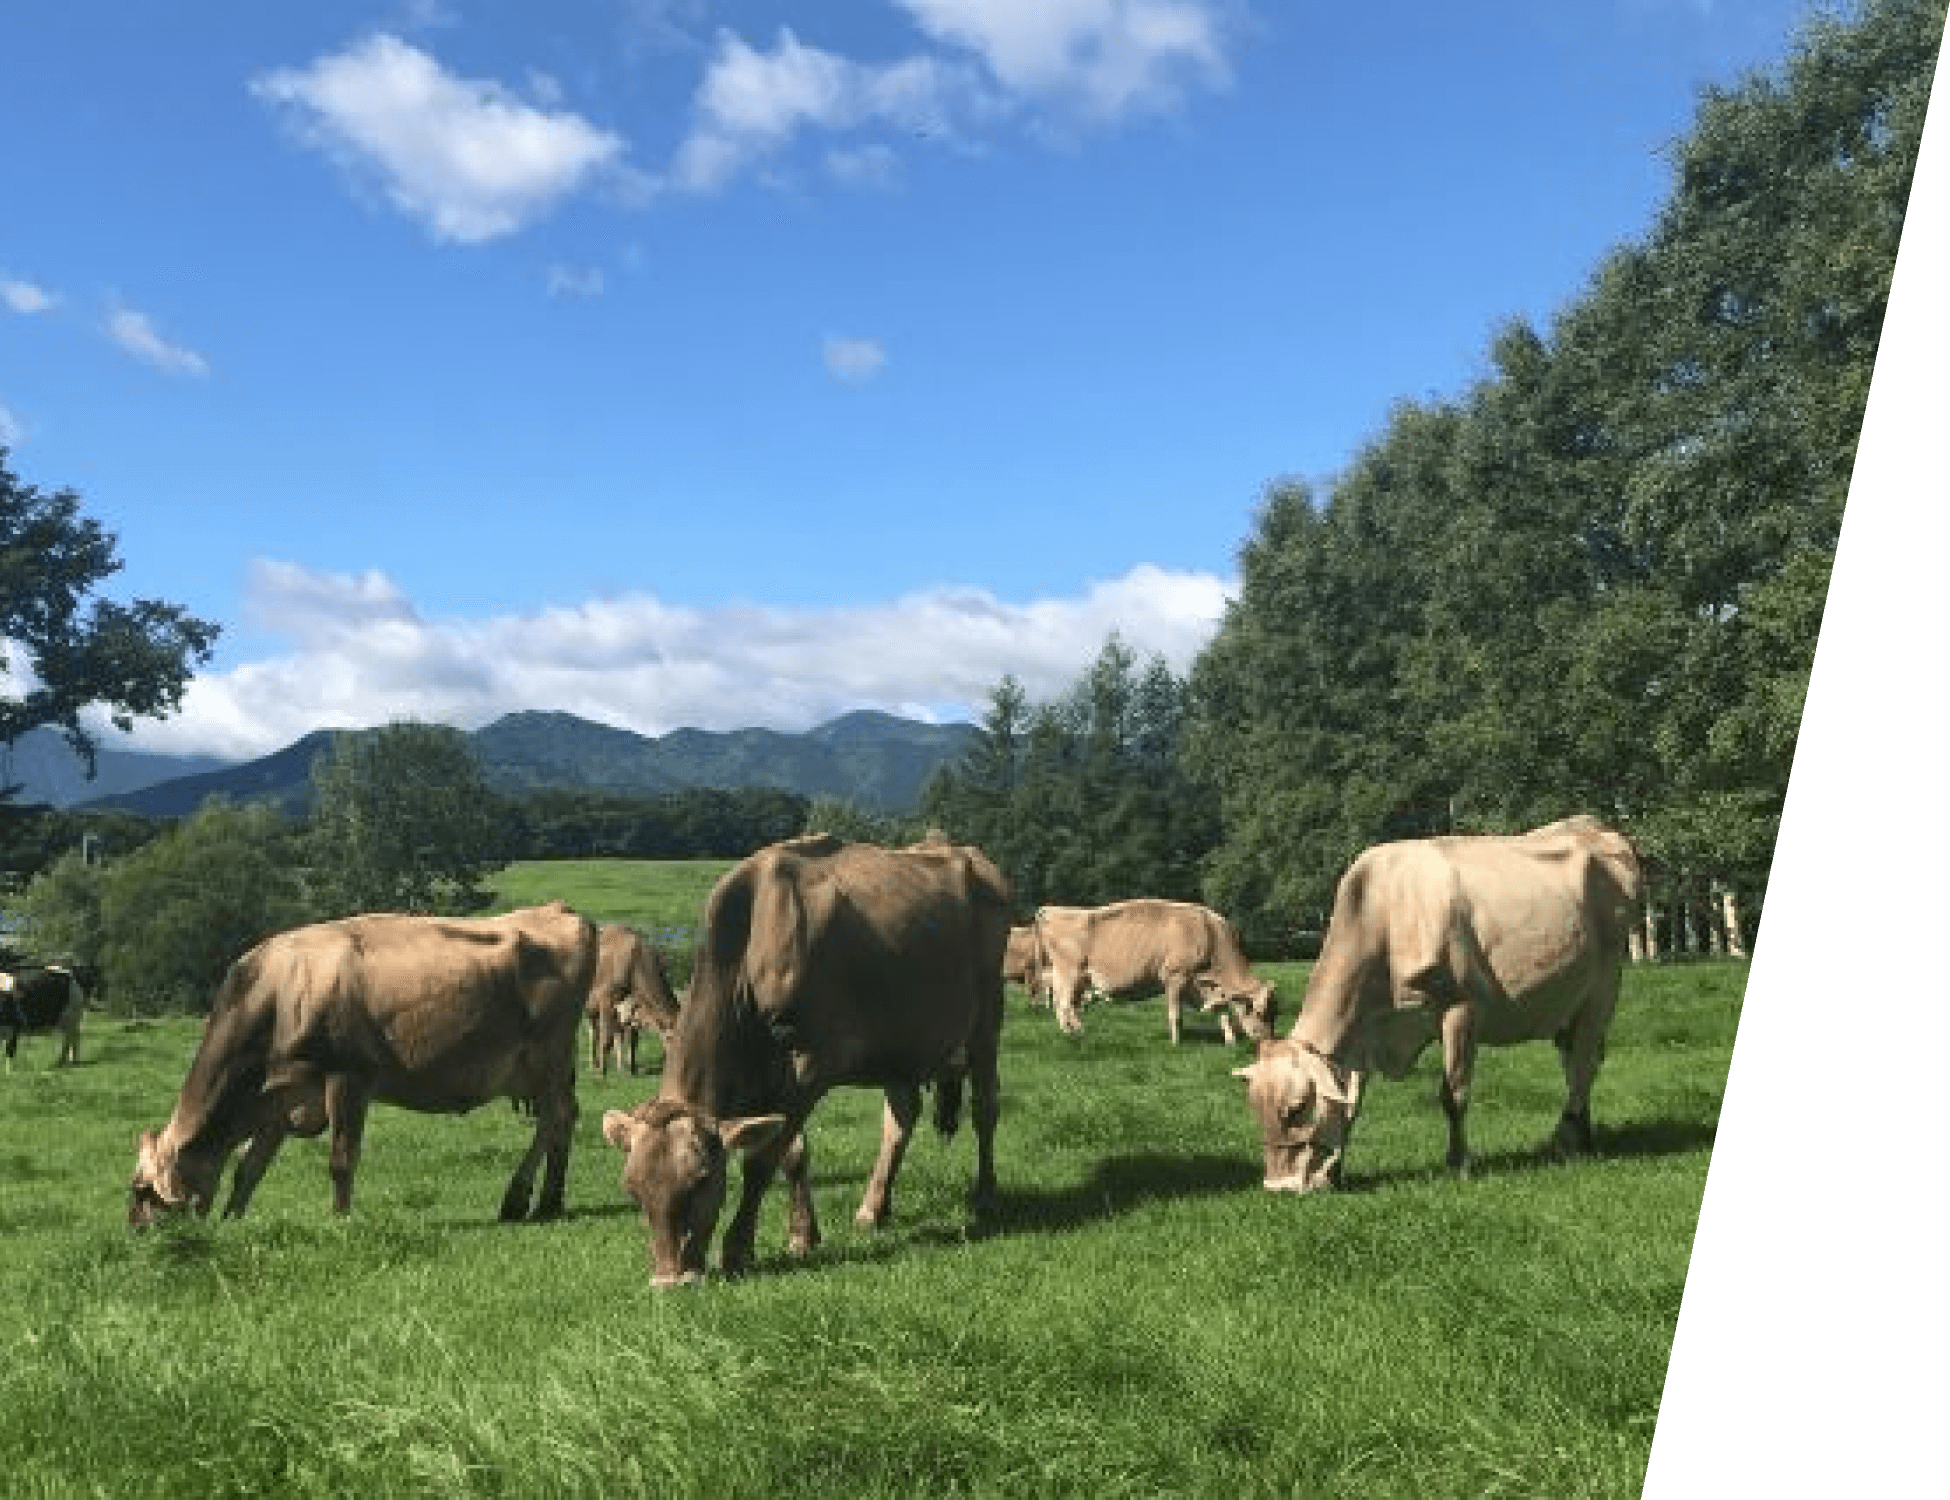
1164, 975, 1195, 1045
502, 1072, 577, 1222
224, 1125, 290, 1219
781, 1130, 820, 1257
323, 1075, 371, 1215
1552, 979, 1618, 1158
969, 1047, 1000, 1218
3, 1028, 16, 1073
856, 1083, 923, 1231
721, 1136, 790, 1277
531, 1084, 578, 1221
1439, 1006, 1477, 1178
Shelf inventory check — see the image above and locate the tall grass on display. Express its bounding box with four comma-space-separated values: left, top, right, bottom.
0, 861, 1740, 1498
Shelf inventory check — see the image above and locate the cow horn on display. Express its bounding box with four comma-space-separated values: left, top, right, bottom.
1230, 1062, 1259, 1083
1304, 1049, 1352, 1108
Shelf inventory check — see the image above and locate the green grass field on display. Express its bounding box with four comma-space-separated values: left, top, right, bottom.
0, 861, 1742, 1499
482, 858, 735, 934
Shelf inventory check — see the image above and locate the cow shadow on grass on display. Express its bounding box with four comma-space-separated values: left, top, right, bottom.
1332, 1116, 1722, 1195
723, 1150, 1261, 1281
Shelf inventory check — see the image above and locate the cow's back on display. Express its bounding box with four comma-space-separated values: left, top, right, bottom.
672, 836, 1010, 1108
1046, 899, 1238, 994
263, 903, 597, 1099
1302, 821, 1639, 1062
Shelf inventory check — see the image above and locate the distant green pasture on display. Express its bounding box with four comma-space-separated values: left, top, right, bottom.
0, 859, 1742, 1498
483, 858, 734, 939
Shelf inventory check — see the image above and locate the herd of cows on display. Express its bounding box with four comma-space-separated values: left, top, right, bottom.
8, 814, 1645, 1287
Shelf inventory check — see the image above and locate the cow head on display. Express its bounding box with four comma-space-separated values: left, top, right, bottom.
127, 1128, 220, 1226
602, 1102, 789, 1287
1202, 978, 1278, 1043
1231, 1040, 1361, 1193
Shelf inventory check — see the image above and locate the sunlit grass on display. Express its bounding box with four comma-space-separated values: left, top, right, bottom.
0, 863, 1741, 1498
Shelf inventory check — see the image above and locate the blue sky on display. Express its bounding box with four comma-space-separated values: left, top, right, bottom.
2, 0, 1825, 758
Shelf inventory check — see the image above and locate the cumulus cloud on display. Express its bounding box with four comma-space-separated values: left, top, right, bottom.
111, 560, 1233, 759
2, 278, 59, 315
252, 33, 628, 244
670, 28, 976, 192
103, 306, 210, 377
897, 0, 1230, 119
663, 5, 1227, 192
823, 335, 888, 383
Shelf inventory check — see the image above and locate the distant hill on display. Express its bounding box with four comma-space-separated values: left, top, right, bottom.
75, 711, 981, 818
1, 727, 237, 810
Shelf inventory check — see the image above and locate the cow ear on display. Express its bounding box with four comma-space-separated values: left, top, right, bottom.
719, 1114, 791, 1157
601, 1109, 644, 1150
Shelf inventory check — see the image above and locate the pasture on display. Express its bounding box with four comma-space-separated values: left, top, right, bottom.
0, 860, 1741, 1499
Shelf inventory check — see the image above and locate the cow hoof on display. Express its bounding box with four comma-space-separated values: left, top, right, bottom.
1550, 1116, 1594, 1159
788, 1231, 819, 1258
852, 1208, 887, 1234
498, 1193, 532, 1223
530, 1199, 565, 1224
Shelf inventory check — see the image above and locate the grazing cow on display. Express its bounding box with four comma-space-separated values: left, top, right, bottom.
602, 833, 1012, 1287
128, 902, 599, 1226
1034, 899, 1278, 1045
1232, 816, 1643, 1193
1002, 925, 1045, 1004
1, 965, 86, 1071
587, 925, 683, 1076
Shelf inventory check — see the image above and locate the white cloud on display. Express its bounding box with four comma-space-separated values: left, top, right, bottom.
2, 278, 59, 315
112, 559, 1233, 759
545, 263, 606, 298
252, 33, 627, 244
670, 28, 975, 192
823, 335, 888, 383
103, 306, 210, 378
0, 402, 22, 446
664, 6, 1227, 192
897, 0, 1229, 120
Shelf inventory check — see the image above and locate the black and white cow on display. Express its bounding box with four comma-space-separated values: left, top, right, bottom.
1, 965, 87, 1071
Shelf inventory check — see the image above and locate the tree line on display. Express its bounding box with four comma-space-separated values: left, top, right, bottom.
923, 0, 1942, 955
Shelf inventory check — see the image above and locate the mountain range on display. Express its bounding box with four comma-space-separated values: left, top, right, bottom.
6, 711, 981, 818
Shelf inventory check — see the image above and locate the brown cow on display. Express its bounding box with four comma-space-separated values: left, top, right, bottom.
1034, 899, 1277, 1045
128, 902, 599, 1225
601, 833, 1012, 1287
587, 925, 683, 1076
1233, 816, 1642, 1193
